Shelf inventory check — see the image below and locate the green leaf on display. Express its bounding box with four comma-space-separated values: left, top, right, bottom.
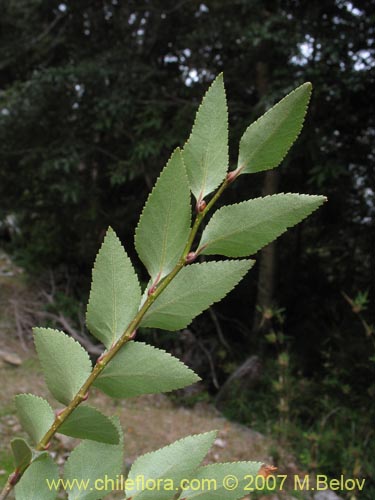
34, 328, 92, 405
86, 227, 141, 348
182, 73, 228, 201
141, 260, 253, 330
135, 148, 191, 282
238, 82, 312, 174
64, 417, 123, 500
94, 341, 200, 398
15, 453, 59, 500
11, 438, 32, 470
199, 194, 327, 257
58, 405, 120, 444
178, 461, 262, 500
15, 394, 54, 445
125, 431, 217, 500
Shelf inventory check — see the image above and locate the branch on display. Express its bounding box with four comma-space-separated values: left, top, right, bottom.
41, 311, 103, 356
208, 306, 231, 353
0, 171, 235, 499
195, 336, 219, 389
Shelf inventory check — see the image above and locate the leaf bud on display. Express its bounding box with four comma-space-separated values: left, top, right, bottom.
196, 199, 206, 213
185, 252, 197, 264
9, 470, 21, 486
226, 165, 244, 184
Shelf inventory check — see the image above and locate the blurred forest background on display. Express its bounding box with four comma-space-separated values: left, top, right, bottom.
0, 0, 374, 498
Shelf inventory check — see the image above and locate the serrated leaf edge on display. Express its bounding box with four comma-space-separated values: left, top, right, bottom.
86, 226, 142, 347
96, 340, 201, 390
15, 453, 59, 500
59, 404, 121, 444
33, 327, 92, 404
182, 73, 229, 200
179, 460, 264, 496
142, 260, 254, 330
128, 430, 218, 476
239, 82, 312, 173
34, 326, 92, 369
63, 416, 124, 496
14, 393, 54, 413
189, 459, 263, 474
200, 193, 327, 256
134, 147, 191, 281
14, 393, 55, 443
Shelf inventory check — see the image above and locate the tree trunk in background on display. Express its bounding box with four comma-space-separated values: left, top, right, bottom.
252, 169, 280, 334
216, 61, 279, 405
251, 62, 280, 335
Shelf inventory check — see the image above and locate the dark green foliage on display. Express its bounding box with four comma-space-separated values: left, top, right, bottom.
222, 307, 375, 499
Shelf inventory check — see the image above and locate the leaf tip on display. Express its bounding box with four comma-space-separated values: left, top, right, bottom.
105, 225, 116, 238
301, 81, 312, 91
215, 72, 224, 82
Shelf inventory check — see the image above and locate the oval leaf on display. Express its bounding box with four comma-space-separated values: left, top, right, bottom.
64, 417, 123, 500
86, 227, 141, 348
141, 260, 253, 331
15, 394, 54, 445
15, 453, 59, 500
11, 438, 32, 470
34, 328, 92, 405
125, 431, 217, 500
238, 82, 312, 173
178, 461, 263, 500
135, 148, 191, 282
199, 194, 327, 257
59, 405, 120, 444
182, 73, 228, 201
94, 341, 200, 398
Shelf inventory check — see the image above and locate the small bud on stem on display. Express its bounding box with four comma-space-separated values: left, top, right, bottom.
226, 165, 244, 184
148, 273, 161, 295
55, 409, 64, 419
9, 471, 20, 486
96, 352, 106, 364
196, 199, 206, 213
185, 252, 197, 264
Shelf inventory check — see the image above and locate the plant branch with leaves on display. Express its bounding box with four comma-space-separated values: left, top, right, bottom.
1, 74, 326, 500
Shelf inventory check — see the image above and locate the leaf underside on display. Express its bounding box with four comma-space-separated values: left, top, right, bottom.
238, 82, 312, 174
86, 227, 142, 348
94, 341, 200, 398
141, 260, 254, 330
11, 77, 324, 500
34, 327, 92, 405
15, 454, 59, 500
63, 417, 124, 500
15, 394, 54, 445
182, 73, 228, 201
11, 438, 33, 470
58, 405, 120, 444
126, 431, 217, 500
178, 461, 263, 500
199, 193, 326, 257
135, 148, 191, 282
